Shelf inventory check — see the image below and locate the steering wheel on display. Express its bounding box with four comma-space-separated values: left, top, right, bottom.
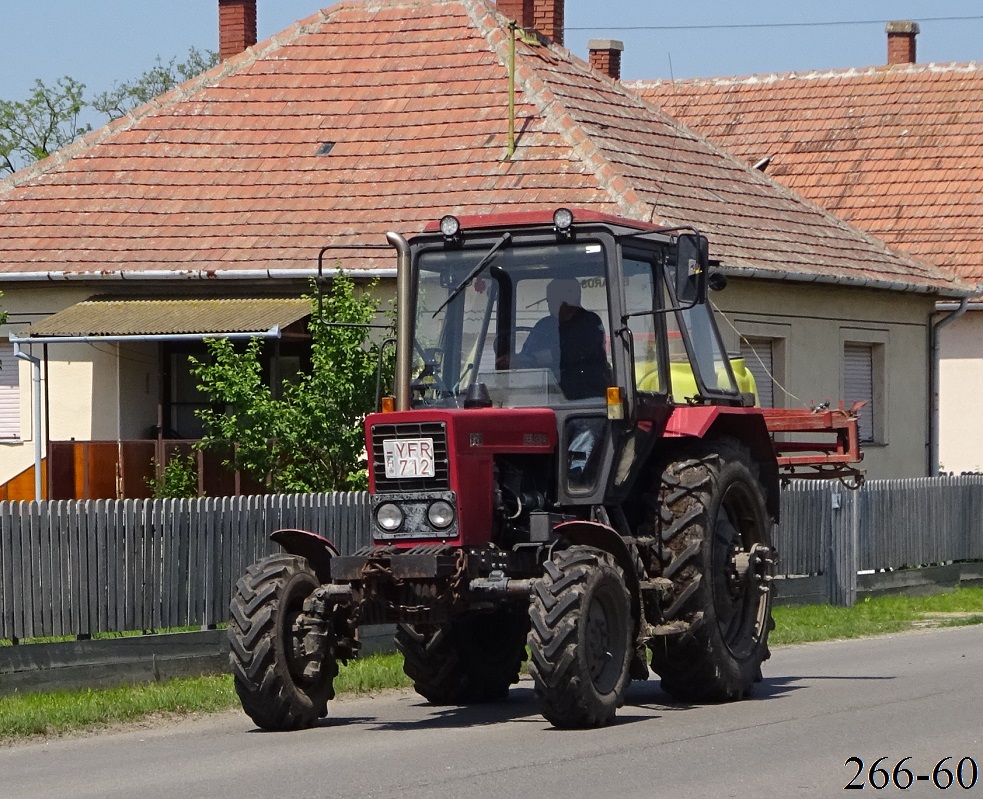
497, 326, 536, 369
412, 342, 458, 405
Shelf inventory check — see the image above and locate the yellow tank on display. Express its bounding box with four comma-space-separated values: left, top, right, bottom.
637, 357, 758, 405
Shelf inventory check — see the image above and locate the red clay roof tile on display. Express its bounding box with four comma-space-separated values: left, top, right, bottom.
634, 63, 983, 284
0, 0, 966, 295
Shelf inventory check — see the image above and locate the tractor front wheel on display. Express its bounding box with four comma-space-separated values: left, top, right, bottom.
528, 545, 632, 728
228, 553, 338, 730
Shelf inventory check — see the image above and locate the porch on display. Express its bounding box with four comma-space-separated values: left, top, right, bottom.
0, 440, 265, 501
3, 294, 313, 501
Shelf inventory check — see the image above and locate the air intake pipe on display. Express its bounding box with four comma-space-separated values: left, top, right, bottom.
386, 232, 414, 411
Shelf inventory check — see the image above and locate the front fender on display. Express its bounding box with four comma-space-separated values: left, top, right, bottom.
270, 528, 339, 584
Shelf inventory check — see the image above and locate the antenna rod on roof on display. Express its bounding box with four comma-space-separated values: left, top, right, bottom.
508, 21, 517, 159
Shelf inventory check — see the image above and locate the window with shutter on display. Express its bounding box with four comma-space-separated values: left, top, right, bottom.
843, 342, 875, 442
740, 337, 774, 409
0, 342, 21, 440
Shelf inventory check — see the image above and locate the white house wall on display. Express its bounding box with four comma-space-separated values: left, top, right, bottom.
938, 312, 983, 474
117, 342, 160, 440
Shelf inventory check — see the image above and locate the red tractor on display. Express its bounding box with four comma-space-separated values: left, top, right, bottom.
229, 209, 862, 729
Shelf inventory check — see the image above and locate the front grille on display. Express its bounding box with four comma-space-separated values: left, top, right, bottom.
371, 421, 450, 492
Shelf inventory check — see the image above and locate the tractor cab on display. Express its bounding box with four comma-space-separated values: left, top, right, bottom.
378, 209, 751, 514
405, 208, 746, 415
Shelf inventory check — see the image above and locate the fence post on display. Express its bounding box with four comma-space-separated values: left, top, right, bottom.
827, 485, 859, 606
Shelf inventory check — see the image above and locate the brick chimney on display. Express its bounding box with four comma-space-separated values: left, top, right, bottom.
886, 20, 919, 65
589, 39, 624, 80
498, 0, 564, 46
219, 0, 257, 61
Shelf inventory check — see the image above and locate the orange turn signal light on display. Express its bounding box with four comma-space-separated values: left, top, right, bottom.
606, 386, 624, 420
380, 396, 395, 413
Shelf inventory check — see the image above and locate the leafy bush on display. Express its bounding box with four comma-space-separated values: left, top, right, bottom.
147, 451, 199, 499
191, 275, 392, 492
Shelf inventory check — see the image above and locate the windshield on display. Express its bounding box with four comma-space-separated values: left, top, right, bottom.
413, 241, 610, 409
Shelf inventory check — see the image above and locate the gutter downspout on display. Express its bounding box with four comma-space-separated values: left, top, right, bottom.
12, 342, 43, 500
930, 296, 971, 475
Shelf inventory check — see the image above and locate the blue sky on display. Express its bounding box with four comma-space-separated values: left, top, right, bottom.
3, 0, 981, 102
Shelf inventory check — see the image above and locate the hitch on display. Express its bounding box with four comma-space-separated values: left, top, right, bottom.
468, 570, 533, 599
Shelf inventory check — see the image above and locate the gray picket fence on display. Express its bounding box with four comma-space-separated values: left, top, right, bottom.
775, 476, 983, 605
0, 493, 369, 641
2, 478, 983, 641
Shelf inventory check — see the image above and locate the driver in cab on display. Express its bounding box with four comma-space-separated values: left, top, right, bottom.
513, 278, 610, 400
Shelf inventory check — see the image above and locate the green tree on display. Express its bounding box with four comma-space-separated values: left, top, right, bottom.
91, 48, 218, 121
0, 47, 218, 175
0, 77, 90, 174
191, 275, 392, 493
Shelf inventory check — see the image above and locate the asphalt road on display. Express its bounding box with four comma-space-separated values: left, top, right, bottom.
2, 625, 982, 799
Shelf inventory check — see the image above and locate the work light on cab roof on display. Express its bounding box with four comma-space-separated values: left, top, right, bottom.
552, 207, 574, 234
439, 214, 461, 241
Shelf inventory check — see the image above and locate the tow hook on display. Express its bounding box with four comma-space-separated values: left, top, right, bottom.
468, 570, 533, 599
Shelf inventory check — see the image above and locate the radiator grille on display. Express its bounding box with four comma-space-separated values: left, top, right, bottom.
371, 421, 450, 492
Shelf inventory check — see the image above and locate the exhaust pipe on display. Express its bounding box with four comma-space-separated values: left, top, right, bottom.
386, 232, 413, 411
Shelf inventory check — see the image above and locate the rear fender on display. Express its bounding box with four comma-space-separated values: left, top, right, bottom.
553, 520, 641, 629
270, 528, 339, 584
665, 407, 781, 520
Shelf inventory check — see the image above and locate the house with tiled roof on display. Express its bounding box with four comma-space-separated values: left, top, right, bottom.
632, 22, 983, 474
0, 1, 971, 498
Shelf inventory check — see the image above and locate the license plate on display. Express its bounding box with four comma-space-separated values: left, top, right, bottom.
383, 438, 435, 479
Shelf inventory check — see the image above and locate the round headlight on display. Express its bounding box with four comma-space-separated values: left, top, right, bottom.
553, 207, 574, 232
439, 214, 461, 239
376, 503, 404, 532
427, 499, 456, 530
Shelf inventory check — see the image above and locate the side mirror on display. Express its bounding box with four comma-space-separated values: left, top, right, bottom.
674, 233, 709, 305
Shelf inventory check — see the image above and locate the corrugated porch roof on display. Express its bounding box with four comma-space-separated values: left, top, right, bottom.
19, 297, 311, 340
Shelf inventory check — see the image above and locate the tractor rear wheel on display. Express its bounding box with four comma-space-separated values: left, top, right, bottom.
528, 545, 632, 728
648, 440, 775, 702
396, 607, 528, 705
229, 553, 338, 730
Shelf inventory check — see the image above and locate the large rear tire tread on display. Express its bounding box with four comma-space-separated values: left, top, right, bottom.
648, 439, 775, 703
396, 608, 528, 705
528, 546, 632, 728
229, 553, 338, 730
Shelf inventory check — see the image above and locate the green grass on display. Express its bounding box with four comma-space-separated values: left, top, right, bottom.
334, 652, 412, 695
0, 653, 409, 744
771, 586, 983, 645
3, 588, 983, 744
0, 674, 239, 740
